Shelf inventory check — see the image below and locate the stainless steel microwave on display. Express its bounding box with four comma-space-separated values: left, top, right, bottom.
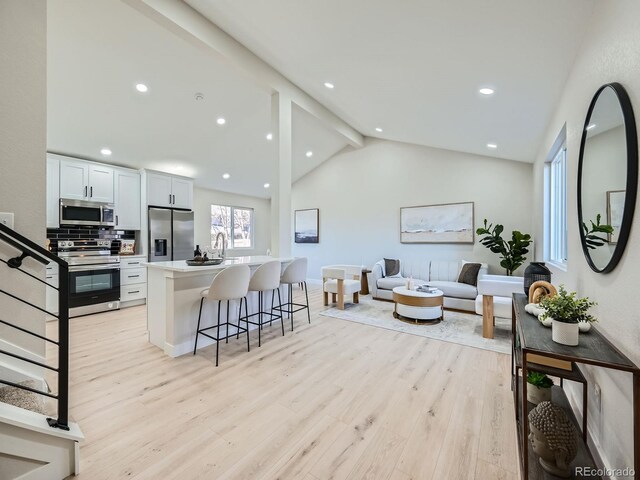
59, 199, 115, 227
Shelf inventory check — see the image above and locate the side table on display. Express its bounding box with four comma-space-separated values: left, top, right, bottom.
360, 268, 372, 295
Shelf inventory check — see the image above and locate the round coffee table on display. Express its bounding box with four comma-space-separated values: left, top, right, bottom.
392, 286, 444, 323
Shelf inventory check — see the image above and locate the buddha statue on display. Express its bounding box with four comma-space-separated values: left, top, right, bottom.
528, 401, 578, 478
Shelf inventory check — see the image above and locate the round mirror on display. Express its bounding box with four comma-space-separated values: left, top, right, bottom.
578, 83, 638, 273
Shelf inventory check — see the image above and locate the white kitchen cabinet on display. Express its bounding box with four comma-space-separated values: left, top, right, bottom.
59, 159, 89, 201
146, 172, 193, 209
120, 255, 147, 306
147, 172, 173, 208
46, 155, 60, 228
114, 169, 141, 230
88, 164, 114, 203
171, 177, 193, 209
45, 264, 59, 321
59, 157, 114, 203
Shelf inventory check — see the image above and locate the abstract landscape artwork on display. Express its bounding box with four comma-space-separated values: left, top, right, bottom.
295, 208, 319, 243
400, 202, 474, 243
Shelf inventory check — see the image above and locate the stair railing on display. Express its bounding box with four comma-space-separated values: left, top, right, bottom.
0, 222, 70, 430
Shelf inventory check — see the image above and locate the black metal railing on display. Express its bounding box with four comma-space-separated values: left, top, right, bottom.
0, 223, 70, 430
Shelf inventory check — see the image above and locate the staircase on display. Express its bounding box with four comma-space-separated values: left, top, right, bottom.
0, 223, 83, 479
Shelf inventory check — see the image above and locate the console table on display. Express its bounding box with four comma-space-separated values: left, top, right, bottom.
512, 293, 640, 479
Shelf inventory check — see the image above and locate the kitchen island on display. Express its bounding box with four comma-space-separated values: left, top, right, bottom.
145, 256, 292, 357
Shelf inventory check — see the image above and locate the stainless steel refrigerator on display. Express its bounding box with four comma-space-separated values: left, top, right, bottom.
148, 208, 194, 262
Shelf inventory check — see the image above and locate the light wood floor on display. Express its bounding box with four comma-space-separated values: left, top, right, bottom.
50, 284, 518, 480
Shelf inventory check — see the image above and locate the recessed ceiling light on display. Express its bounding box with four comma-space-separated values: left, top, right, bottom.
135, 83, 148, 93
305, 151, 313, 157
324, 82, 335, 89
586, 123, 596, 130
217, 117, 226, 125
266, 133, 273, 140
375, 127, 383, 133
487, 143, 498, 149
100, 148, 112, 156
222, 173, 230, 179
479, 87, 495, 96
263, 183, 270, 188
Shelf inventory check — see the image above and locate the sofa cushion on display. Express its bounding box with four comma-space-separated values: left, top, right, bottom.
457, 262, 481, 286
427, 280, 477, 299
377, 277, 407, 290
384, 258, 401, 277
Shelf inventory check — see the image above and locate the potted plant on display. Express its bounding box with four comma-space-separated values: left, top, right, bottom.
527, 371, 553, 405
476, 219, 532, 276
539, 286, 597, 346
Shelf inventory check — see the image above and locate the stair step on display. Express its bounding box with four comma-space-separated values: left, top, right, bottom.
0, 380, 54, 416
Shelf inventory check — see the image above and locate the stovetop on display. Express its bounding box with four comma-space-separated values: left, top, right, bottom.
57, 239, 120, 265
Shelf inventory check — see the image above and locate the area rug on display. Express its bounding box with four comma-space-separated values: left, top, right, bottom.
319, 296, 511, 354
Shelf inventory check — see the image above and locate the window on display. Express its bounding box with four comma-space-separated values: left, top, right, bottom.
211, 205, 254, 249
547, 142, 567, 265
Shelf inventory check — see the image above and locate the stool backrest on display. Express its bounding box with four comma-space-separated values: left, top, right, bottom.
280, 257, 307, 284
207, 264, 251, 301
249, 260, 281, 291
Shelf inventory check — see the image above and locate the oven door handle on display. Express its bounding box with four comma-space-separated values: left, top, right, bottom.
70, 264, 120, 272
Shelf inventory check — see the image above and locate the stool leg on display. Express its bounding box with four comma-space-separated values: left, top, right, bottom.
290, 283, 294, 331
236, 297, 241, 340
243, 297, 250, 352
277, 287, 285, 336
304, 281, 311, 323
216, 300, 221, 367
193, 297, 204, 355
226, 300, 230, 343
258, 291, 262, 347
270, 290, 275, 326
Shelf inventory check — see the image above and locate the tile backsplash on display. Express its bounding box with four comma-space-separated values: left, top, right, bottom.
47, 226, 135, 254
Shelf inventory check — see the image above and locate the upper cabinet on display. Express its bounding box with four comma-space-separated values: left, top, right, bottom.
146, 171, 193, 209
114, 169, 141, 230
60, 158, 114, 203
46, 155, 60, 228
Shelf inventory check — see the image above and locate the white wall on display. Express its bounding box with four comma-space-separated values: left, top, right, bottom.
292, 138, 533, 280
0, 1, 47, 363
532, 1, 640, 475
193, 187, 271, 256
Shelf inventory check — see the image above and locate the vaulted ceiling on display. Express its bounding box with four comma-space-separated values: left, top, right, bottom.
48, 0, 597, 198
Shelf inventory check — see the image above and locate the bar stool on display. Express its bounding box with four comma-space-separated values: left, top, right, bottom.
246, 260, 284, 347
274, 257, 310, 331
193, 264, 251, 366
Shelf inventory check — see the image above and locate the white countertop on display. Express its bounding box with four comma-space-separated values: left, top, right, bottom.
144, 255, 291, 273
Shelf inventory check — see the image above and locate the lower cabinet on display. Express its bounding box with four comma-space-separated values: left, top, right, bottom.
120, 255, 147, 307
45, 265, 59, 321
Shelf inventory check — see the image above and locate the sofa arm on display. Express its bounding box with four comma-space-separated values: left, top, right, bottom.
368, 261, 384, 297
477, 274, 524, 298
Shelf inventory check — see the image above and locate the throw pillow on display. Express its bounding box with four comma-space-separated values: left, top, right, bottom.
457, 262, 481, 286
384, 258, 401, 278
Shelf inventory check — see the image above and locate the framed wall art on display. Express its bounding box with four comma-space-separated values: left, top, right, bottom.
400, 202, 474, 244
294, 208, 319, 243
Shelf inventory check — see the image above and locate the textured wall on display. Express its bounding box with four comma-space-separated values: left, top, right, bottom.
293, 138, 533, 280
531, 1, 640, 475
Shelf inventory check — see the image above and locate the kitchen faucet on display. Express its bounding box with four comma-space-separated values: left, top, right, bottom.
213, 232, 226, 259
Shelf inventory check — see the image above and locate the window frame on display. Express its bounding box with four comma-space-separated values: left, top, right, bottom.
545, 129, 568, 269
210, 204, 255, 250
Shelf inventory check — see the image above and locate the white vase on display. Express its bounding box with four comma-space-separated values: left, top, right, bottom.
578, 321, 592, 333
527, 385, 552, 405
551, 319, 579, 346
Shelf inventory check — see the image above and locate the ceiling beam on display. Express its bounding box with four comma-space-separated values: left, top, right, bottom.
122, 0, 364, 148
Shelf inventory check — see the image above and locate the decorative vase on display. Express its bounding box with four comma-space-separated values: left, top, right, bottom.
578, 321, 592, 333
551, 319, 579, 346
524, 262, 552, 296
527, 385, 552, 405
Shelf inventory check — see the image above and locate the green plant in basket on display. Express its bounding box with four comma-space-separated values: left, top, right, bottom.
527, 371, 554, 389
539, 285, 597, 324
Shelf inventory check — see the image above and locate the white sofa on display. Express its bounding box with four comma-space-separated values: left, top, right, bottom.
368, 259, 488, 312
